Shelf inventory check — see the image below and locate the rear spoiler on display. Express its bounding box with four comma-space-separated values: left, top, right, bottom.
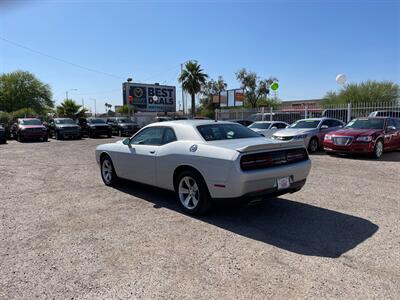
236, 140, 305, 153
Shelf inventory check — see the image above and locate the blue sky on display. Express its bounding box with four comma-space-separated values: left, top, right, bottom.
1, 0, 399, 113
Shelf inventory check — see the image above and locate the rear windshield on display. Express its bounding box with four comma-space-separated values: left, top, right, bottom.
20, 119, 42, 125
345, 119, 384, 129
197, 123, 260, 141
249, 122, 271, 129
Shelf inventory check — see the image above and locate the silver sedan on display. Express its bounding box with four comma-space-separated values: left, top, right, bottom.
272, 118, 345, 152
96, 120, 311, 215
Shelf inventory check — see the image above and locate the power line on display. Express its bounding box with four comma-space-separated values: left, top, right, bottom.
0, 36, 125, 80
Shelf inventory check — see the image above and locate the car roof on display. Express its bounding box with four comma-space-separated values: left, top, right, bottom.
146, 119, 235, 128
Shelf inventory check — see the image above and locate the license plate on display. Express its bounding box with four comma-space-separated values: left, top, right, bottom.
277, 177, 291, 190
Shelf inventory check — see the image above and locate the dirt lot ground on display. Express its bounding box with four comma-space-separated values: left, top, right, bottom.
0, 138, 399, 299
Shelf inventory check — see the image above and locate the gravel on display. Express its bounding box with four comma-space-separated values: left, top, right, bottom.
0, 138, 399, 299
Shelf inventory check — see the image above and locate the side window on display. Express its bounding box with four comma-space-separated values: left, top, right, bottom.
275, 123, 287, 129
130, 127, 164, 145
332, 120, 343, 127
387, 119, 395, 129
162, 128, 177, 145
394, 119, 400, 129
321, 120, 330, 127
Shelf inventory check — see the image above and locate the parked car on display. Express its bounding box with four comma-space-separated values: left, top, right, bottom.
11, 118, 48, 142
95, 120, 311, 215
106, 117, 140, 137
230, 119, 254, 127
248, 121, 289, 138
324, 117, 400, 158
47, 118, 81, 140
272, 118, 345, 152
77, 118, 112, 138
369, 111, 400, 118
0, 124, 6, 144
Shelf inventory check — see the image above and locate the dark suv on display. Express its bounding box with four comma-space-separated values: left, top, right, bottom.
0, 124, 6, 144
11, 118, 48, 142
106, 117, 139, 137
48, 118, 81, 140
77, 118, 112, 138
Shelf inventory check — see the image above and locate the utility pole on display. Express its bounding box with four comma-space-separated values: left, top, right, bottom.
181, 63, 184, 114
126, 78, 133, 118
90, 98, 96, 117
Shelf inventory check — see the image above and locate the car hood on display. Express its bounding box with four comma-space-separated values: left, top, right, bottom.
329, 128, 382, 136
273, 128, 316, 137
57, 124, 80, 129
118, 123, 136, 126
20, 125, 46, 129
207, 137, 305, 153
90, 124, 109, 127
250, 128, 268, 132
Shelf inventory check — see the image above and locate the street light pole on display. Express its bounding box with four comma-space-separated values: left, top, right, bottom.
66, 88, 77, 101
181, 63, 184, 114
90, 98, 96, 117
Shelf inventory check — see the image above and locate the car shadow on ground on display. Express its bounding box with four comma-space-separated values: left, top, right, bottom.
113, 182, 379, 258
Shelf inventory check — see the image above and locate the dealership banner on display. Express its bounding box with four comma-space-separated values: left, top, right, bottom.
123, 83, 176, 112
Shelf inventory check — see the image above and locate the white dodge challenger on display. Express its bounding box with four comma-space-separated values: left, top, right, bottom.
95, 120, 311, 214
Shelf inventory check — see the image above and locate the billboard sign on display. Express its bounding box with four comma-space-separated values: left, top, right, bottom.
123, 83, 176, 112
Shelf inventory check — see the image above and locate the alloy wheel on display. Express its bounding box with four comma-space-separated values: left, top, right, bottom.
102, 159, 113, 184
178, 176, 200, 210
375, 141, 383, 158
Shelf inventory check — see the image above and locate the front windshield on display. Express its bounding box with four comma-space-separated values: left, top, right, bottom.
89, 119, 106, 124
345, 119, 384, 130
117, 118, 131, 123
290, 120, 320, 129
249, 122, 271, 129
20, 119, 42, 125
197, 123, 261, 141
55, 118, 75, 125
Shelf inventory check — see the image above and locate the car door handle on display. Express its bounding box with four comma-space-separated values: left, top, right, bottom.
149, 150, 155, 154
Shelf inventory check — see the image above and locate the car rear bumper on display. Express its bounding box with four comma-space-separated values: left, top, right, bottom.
207, 159, 311, 199
213, 179, 306, 203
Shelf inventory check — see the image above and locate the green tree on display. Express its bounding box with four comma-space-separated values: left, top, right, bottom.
116, 105, 129, 115
199, 76, 227, 118
0, 70, 53, 113
56, 99, 86, 119
236, 68, 277, 108
178, 61, 208, 117
254, 96, 282, 109
323, 81, 399, 105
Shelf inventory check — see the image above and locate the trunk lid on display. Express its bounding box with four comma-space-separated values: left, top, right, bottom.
206, 137, 305, 153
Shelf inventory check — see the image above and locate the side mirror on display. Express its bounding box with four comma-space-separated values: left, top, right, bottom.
122, 137, 131, 146
320, 125, 329, 130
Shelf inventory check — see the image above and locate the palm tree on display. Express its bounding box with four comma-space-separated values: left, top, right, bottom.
178, 61, 208, 117
56, 99, 86, 119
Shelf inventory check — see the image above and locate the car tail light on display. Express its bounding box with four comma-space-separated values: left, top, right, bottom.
240, 148, 308, 171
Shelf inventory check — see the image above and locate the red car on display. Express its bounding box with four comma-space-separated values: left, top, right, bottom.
323, 117, 400, 158
11, 118, 48, 142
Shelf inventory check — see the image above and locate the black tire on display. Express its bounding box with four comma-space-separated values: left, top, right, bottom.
100, 155, 119, 186
55, 131, 62, 140
118, 129, 122, 137
175, 170, 212, 215
89, 130, 94, 138
373, 139, 384, 159
107, 133, 112, 138
17, 132, 23, 142
42, 135, 48, 142
308, 137, 319, 153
